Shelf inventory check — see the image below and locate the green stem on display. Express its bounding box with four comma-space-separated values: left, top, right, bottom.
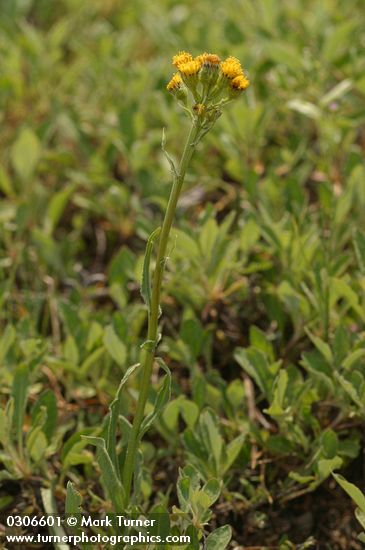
122, 118, 201, 504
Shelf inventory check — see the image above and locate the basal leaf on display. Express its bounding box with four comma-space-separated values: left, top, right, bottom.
205, 525, 232, 550
333, 474, 365, 514
82, 436, 125, 512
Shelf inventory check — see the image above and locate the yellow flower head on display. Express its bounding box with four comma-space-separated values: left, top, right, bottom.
220, 56, 243, 79
172, 51, 193, 68
230, 74, 250, 91
197, 53, 221, 87
178, 60, 201, 76
167, 73, 188, 104
166, 73, 183, 91
195, 53, 221, 67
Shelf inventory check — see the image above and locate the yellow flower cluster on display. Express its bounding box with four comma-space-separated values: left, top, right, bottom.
167, 51, 250, 105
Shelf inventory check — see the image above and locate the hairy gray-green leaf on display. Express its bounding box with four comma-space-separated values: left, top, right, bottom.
82, 435, 125, 512
205, 525, 232, 550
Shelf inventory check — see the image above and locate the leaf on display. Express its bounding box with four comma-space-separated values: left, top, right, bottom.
322, 430, 338, 459
305, 330, 333, 364
11, 128, 41, 181
31, 390, 57, 442
26, 407, 48, 462
333, 474, 365, 514
106, 362, 141, 471
264, 369, 288, 417
331, 277, 365, 320
82, 436, 125, 512
27, 428, 48, 463
201, 478, 221, 507
12, 364, 29, 446
0, 166, 13, 196
180, 318, 205, 360
301, 351, 334, 393
0, 409, 9, 446
45, 186, 74, 235
355, 508, 365, 530
288, 99, 321, 120
199, 409, 223, 475
199, 218, 218, 260
162, 396, 199, 432
353, 230, 365, 274
226, 380, 245, 409
65, 481, 82, 514
177, 476, 191, 511
250, 325, 274, 361
289, 471, 315, 484
240, 218, 260, 251
41, 488, 70, 550
205, 525, 232, 550
140, 227, 161, 313
179, 398, 199, 428
140, 358, 171, 437
320, 79, 352, 107
103, 325, 126, 367
342, 349, 365, 371
161, 398, 180, 431
222, 434, 245, 474
183, 428, 208, 463
64, 482, 91, 549
0, 324, 16, 364
335, 372, 363, 409
161, 128, 177, 177
317, 457, 342, 480
80, 347, 105, 376
234, 347, 276, 397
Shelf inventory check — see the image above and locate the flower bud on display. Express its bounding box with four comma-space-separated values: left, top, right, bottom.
166, 73, 188, 105
197, 53, 221, 88
228, 74, 250, 98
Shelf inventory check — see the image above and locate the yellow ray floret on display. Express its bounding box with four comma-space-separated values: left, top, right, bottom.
178, 60, 201, 76
195, 52, 221, 66
166, 73, 183, 91
172, 51, 193, 68
231, 74, 250, 91
220, 56, 243, 79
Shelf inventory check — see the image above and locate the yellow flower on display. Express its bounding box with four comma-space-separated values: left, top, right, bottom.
172, 51, 193, 68
167, 73, 188, 104
220, 56, 243, 80
166, 73, 183, 91
177, 60, 202, 95
197, 53, 221, 87
178, 60, 201, 76
195, 53, 221, 67
230, 74, 250, 91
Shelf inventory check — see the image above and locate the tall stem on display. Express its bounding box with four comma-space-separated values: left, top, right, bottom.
122, 118, 201, 504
